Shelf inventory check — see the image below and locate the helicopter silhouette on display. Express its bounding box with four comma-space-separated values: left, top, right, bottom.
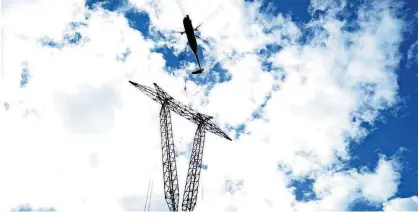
175, 15, 205, 74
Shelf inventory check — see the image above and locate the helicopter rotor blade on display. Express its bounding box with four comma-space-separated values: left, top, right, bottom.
194, 23, 203, 31
195, 35, 204, 41
193, 6, 222, 31
173, 30, 186, 35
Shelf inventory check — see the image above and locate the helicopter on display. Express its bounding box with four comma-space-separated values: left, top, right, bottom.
175, 15, 205, 75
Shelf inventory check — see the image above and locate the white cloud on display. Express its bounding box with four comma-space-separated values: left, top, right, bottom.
361, 157, 401, 203
0, 0, 411, 211
293, 157, 400, 211
407, 40, 418, 67
0, 1, 179, 210
204, 53, 274, 126
131, 0, 300, 65
384, 196, 418, 211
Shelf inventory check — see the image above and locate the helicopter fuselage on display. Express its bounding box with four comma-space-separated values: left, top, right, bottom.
183, 16, 198, 55
182, 15, 203, 74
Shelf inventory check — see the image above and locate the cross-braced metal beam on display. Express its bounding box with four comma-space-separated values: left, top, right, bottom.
182, 121, 207, 211
160, 103, 180, 211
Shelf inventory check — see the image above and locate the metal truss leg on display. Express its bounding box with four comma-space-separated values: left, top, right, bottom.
160, 104, 180, 212
182, 124, 206, 211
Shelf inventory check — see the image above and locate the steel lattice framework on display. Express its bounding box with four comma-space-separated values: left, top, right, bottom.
182, 122, 207, 211
160, 102, 180, 211
129, 81, 231, 211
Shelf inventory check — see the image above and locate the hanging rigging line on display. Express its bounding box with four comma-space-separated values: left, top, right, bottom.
144, 149, 158, 211
144, 175, 154, 211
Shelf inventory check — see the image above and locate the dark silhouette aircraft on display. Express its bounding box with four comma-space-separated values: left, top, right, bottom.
176, 15, 204, 74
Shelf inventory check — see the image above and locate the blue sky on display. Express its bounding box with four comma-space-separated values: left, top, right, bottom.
81, 0, 418, 210
2, 0, 418, 211
347, 0, 418, 205
83, 0, 418, 210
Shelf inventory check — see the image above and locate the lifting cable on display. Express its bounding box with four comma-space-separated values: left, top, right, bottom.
184, 76, 188, 91
144, 176, 154, 211
144, 151, 157, 211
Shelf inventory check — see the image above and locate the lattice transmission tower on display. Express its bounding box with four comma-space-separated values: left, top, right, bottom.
129, 81, 231, 211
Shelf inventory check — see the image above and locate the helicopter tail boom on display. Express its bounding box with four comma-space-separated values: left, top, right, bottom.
191, 69, 204, 74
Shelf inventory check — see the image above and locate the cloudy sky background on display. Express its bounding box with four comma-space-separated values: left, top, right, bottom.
1, 0, 418, 211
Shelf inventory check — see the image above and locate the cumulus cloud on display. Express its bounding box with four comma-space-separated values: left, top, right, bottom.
407, 40, 418, 67
294, 157, 401, 210
205, 53, 274, 126
0, 0, 412, 211
384, 196, 418, 211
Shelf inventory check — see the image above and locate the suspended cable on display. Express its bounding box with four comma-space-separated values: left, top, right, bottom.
147, 179, 154, 211
144, 147, 158, 211
144, 178, 152, 211
184, 75, 188, 91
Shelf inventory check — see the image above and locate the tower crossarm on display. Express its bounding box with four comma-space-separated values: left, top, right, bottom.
203, 121, 231, 141
152, 83, 232, 141
152, 83, 199, 122
129, 81, 232, 140
129, 81, 163, 104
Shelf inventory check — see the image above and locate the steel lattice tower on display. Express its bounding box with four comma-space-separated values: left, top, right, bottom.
129, 81, 231, 211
